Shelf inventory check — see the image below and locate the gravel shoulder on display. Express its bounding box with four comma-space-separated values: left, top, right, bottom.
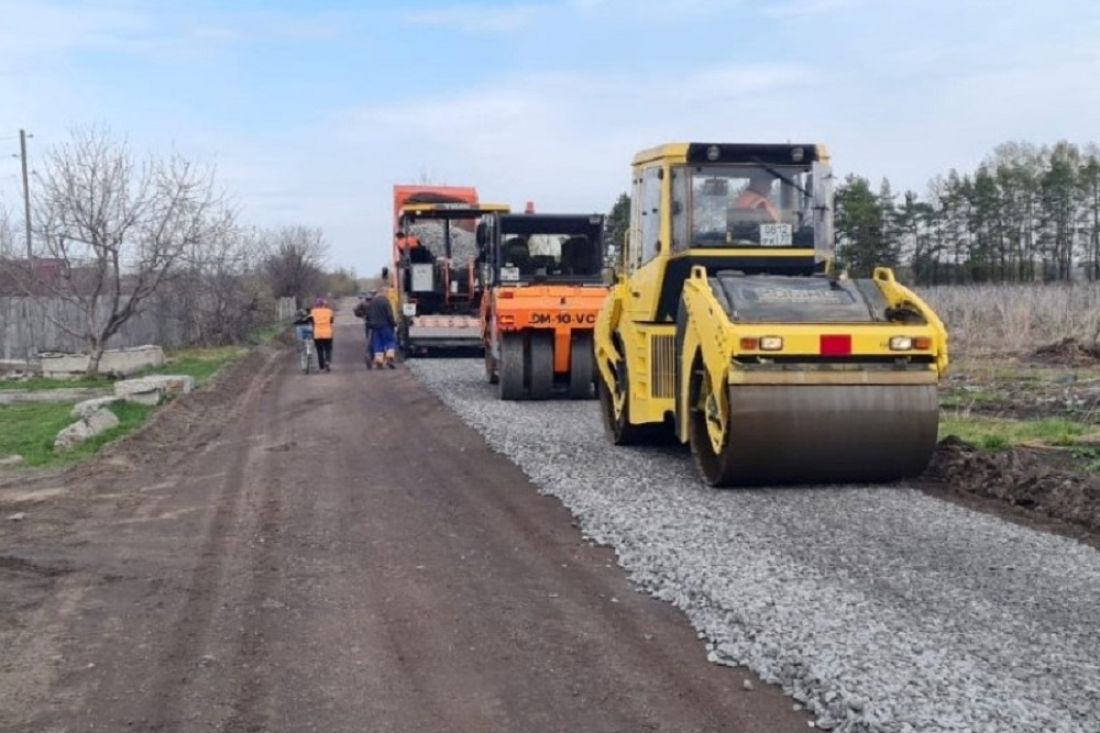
0, 318, 808, 732
410, 359, 1100, 733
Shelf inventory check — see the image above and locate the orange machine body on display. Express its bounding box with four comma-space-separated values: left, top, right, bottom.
479, 212, 608, 398
483, 284, 608, 374
391, 185, 479, 289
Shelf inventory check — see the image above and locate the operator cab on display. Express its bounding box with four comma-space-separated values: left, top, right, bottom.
482, 214, 605, 287
395, 203, 509, 315
626, 143, 835, 320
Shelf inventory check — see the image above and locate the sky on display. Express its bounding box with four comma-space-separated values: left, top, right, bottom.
1, 0, 1099, 273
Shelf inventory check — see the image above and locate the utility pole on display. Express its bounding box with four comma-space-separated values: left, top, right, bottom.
19, 129, 32, 264
17, 128, 37, 364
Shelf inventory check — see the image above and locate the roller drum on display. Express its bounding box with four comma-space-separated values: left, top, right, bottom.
718, 383, 939, 485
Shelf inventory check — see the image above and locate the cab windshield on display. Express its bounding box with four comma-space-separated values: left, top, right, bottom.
495, 214, 604, 284
499, 232, 601, 282
681, 165, 816, 248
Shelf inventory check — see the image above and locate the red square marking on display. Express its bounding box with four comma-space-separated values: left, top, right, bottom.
820, 334, 852, 356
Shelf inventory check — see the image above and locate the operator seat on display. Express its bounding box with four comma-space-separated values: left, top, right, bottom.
561, 237, 592, 275
503, 237, 531, 275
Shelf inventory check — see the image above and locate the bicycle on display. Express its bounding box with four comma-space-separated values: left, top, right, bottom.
296, 323, 316, 374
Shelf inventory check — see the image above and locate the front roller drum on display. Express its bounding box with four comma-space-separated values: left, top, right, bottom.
498, 334, 525, 400
692, 383, 939, 486
528, 332, 554, 400
568, 332, 595, 399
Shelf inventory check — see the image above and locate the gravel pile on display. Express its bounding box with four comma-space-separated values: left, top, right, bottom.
408, 222, 478, 262
409, 359, 1100, 733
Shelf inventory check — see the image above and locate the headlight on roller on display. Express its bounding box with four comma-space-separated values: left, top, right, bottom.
759, 336, 784, 351
889, 336, 913, 351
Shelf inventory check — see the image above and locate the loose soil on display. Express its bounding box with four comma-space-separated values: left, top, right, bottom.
1029, 336, 1100, 366
922, 437, 1100, 547
0, 311, 808, 733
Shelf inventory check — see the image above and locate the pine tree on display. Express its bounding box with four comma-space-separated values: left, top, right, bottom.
605, 193, 630, 269
835, 175, 894, 276
1078, 152, 1100, 280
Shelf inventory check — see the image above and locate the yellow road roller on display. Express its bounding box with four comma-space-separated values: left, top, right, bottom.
593, 143, 948, 486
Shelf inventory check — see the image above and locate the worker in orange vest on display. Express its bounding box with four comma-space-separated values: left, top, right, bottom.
395, 231, 422, 252
734, 172, 780, 223
309, 297, 335, 372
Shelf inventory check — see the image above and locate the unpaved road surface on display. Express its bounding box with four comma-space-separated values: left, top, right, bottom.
0, 312, 808, 732
411, 359, 1100, 733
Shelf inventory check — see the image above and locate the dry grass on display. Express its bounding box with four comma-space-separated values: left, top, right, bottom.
918, 283, 1100, 356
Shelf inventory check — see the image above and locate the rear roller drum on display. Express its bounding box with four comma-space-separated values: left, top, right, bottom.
498, 334, 525, 400
568, 332, 595, 399
528, 332, 554, 400
691, 376, 940, 487
484, 345, 499, 385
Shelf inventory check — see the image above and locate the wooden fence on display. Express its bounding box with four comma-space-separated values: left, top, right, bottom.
0, 296, 297, 361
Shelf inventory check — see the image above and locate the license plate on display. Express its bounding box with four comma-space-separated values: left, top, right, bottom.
759, 223, 793, 246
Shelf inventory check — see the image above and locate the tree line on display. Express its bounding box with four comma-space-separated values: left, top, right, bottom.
604, 140, 1100, 286
0, 127, 358, 374
836, 140, 1100, 284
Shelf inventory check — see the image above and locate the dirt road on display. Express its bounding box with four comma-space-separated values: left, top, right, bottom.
1, 311, 807, 732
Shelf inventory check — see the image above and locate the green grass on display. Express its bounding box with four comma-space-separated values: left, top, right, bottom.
0, 375, 112, 391
939, 415, 1089, 451
0, 403, 76, 464
247, 322, 287, 345
144, 344, 248, 386
0, 401, 153, 467
0, 327, 281, 467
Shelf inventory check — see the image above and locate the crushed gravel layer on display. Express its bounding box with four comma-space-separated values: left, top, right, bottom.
409, 359, 1100, 733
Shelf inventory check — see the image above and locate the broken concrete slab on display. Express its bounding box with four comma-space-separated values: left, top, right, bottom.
114, 374, 194, 406
0, 387, 112, 406
116, 384, 162, 406
0, 359, 39, 377
54, 408, 120, 452
71, 396, 123, 420
39, 345, 166, 378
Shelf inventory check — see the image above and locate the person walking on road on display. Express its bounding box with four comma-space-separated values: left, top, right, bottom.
310, 297, 335, 372
353, 293, 374, 367
368, 288, 397, 369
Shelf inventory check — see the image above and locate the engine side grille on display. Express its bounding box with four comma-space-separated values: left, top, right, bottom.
650, 334, 675, 399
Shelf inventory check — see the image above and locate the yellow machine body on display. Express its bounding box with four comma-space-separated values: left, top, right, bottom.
594, 142, 949, 486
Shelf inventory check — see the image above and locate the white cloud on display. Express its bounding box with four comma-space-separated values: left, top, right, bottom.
0, 2, 349, 66
323, 63, 820, 270
403, 3, 550, 33
760, 0, 859, 18
3, 0, 1099, 274
407, 0, 748, 31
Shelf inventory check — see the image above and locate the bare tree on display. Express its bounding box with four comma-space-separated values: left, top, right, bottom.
0, 206, 14, 260
172, 226, 272, 345
261, 225, 328, 304
32, 127, 230, 375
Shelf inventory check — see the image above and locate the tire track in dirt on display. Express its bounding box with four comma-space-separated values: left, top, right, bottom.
139, 356, 287, 731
